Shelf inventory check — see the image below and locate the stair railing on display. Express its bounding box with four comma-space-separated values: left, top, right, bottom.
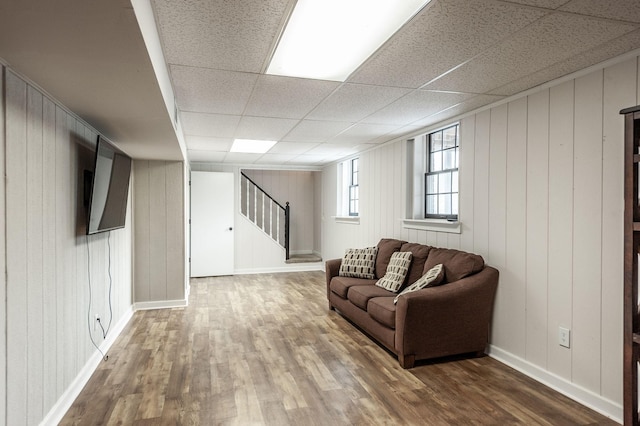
240, 172, 290, 260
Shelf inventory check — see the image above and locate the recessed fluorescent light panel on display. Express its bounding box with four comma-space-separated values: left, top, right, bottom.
230, 139, 277, 154
267, 0, 431, 82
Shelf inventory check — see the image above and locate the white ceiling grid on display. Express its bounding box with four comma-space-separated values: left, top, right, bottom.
150, 0, 640, 166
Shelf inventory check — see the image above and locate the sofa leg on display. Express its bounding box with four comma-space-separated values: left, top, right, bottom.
399, 354, 415, 369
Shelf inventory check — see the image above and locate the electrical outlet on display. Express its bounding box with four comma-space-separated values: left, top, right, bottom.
94, 315, 100, 332
559, 327, 570, 348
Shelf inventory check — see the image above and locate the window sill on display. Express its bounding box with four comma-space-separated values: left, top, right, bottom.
402, 218, 461, 234
333, 216, 360, 225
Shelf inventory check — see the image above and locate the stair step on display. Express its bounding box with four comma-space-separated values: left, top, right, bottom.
286, 254, 323, 264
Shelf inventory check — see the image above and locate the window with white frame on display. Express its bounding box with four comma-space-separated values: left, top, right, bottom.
425, 124, 459, 219
337, 157, 359, 217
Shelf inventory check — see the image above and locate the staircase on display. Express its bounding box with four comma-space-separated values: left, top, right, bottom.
240, 172, 321, 264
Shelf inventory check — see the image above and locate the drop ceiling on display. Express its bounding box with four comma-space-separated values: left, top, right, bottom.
1, 0, 640, 166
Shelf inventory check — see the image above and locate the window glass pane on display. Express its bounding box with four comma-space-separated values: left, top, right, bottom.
430, 151, 442, 172
352, 158, 358, 172
426, 195, 437, 214
443, 148, 456, 170
354, 200, 359, 214
352, 171, 358, 186
426, 174, 438, 194
455, 147, 459, 168
438, 194, 451, 215
431, 132, 442, 152
439, 172, 451, 193
452, 194, 459, 215
443, 126, 457, 149
452, 171, 458, 192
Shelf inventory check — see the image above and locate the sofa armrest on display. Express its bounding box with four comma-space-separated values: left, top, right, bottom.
325, 258, 342, 303
395, 266, 499, 361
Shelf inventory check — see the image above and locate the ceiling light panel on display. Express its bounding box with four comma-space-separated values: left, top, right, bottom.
267, 0, 431, 81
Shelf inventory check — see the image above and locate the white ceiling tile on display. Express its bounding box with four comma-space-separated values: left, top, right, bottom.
424, 12, 638, 94
304, 143, 353, 156
329, 123, 401, 144
185, 136, 233, 151
411, 94, 506, 127
560, 0, 640, 23
348, 0, 549, 88
151, 0, 290, 72
288, 155, 326, 165
244, 75, 340, 119
268, 141, 318, 155
223, 152, 263, 164
306, 83, 410, 122
171, 65, 257, 115
489, 29, 640, 96
188, 150, 227, 163
362, 90, 474, 125
234, 116, 299, 140
281, 120, 354, 143
181, 112, 241, 137
255, 153, 298, 164
503, 0, 568, 8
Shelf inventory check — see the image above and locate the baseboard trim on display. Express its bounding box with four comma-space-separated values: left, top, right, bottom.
41, 306, 134, 426
235, 263, 324, 275
133, 299, 188, 311
487, 345, 622, 424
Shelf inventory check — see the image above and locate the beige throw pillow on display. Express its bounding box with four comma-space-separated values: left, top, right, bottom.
375, 251, 413, 292
394, 263, 444, 304
339, 247, 378, 279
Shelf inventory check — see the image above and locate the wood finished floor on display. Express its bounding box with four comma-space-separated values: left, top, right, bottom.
61, 271, 617, 425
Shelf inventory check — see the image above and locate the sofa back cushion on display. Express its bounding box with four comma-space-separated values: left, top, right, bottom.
375, 239, 406, 278
423, 248, 484, 282
399, 242, 432, 285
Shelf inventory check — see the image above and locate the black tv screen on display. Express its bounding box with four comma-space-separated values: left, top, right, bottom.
86, 136, 132, 235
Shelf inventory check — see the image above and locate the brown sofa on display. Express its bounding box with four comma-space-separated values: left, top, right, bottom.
326, 238, 499, 368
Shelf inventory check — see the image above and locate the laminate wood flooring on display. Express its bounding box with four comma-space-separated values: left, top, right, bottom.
61, 271, 617, 425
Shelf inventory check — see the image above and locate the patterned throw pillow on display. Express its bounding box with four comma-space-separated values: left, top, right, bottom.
375, 251, 413, 292
394, 263, 444, 304
339, 247, 378, 279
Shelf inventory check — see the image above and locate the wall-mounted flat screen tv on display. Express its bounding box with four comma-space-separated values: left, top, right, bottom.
86, 136, 132, 235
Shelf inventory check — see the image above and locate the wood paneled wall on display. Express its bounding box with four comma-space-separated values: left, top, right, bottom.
321, 54, 640, 418
4, 69, 133, 425
133, 160, 186, 305
242, 169, 319, 254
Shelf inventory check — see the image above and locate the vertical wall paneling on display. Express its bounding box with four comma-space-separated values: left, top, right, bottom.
488, 104, 508, 269
134, 161, 151, 301
459, 115, 475, 253
0, 66, 6, 425
133, 160, 186, 305
601, 58, 636, 402
525, 89, 550, 367
26, 84, 44, 423
6, 70, 28, 425
3, 70, 134, 424
547, 80, 575, 379
473, 110, 491, 258
572, 70, 604, 392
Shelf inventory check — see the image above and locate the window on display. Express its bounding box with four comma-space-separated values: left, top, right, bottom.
348, 158, 359, 216
425, 124, 458, 219
337, 157, 359, 219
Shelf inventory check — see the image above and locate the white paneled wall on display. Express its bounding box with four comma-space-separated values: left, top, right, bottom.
4, 69, 133, 425
321, 54, 640, 419
133, 160, 186, 306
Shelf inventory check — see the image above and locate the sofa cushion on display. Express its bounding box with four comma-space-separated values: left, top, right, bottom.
424, 248, 484, 283
375, 251, 413, 292
368, 297, 397, 329
400, 243, 432, 286
330, 276, 377, 299
339, 247, 377, 279
394, 263, 445, 304
375, 239, 406, 278
347, 285, 394, 310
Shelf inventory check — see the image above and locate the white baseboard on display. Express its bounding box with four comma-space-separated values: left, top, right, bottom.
487, 345, 622, 424
133, 299, 188, 311
40, 306, 134, 426
235, 263, 324, 275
